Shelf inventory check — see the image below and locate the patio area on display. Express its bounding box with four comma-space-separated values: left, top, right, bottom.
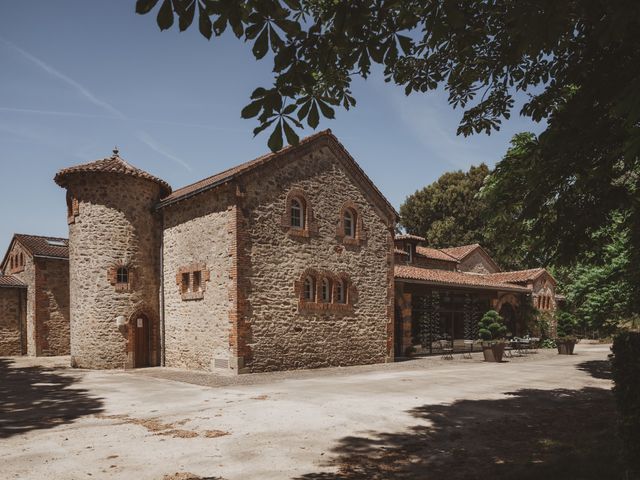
0, 343, 618, 479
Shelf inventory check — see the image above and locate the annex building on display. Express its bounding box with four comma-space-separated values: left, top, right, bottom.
0, 130, 559, 372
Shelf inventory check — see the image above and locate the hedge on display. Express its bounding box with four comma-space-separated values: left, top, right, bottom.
611, 331, 640, 476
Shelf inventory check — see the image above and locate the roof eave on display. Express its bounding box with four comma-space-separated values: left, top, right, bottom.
395, 276, 529, 293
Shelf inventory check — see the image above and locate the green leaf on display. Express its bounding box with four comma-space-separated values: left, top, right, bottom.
268, 121, 284, 151
251, 87, 268, 99
283, 120, 299, 146
252, 26, 269, 59
308, 101, 319, 128
282, 104, 296, 115
396, 34, 413, 55
253, 118, 275, 136
317, 100, 335, 119
198, 7, 212, 39
297, 99, 312, 120
178, 0, 195, 31
136, 0, 160, 15
241, 99, 262, 119
156, 0, 174, 30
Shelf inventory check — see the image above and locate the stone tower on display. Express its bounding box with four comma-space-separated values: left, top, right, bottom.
54, 150, 171, 369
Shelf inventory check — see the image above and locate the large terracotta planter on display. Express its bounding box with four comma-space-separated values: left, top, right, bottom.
482, 342, 505, 362
557, 339, 576, 355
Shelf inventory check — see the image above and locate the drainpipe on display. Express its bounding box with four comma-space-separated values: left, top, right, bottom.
159, 213, 166, 367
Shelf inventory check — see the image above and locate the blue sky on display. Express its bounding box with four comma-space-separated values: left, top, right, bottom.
0, 1, 545, 251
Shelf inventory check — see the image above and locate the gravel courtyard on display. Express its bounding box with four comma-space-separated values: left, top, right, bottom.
0, 343, 618, 480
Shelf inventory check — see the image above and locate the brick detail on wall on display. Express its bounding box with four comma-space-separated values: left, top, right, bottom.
107, 261, 135, 293
293, 268, 356, 313
335, 200, 367, 247
175, 262, 209, 300
228, 183, 252, 372
66, 191, 80, 225
280, 188, 319, 239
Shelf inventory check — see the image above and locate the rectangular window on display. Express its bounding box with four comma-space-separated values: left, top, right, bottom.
181, 272, 190, 294
193, 271, 202, 292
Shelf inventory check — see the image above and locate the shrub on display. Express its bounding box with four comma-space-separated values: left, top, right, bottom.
478, 310, 507, 342
611, 331, 640, 476
556, 311, 577, 338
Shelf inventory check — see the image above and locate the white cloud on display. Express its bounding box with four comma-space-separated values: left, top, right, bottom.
137, 131, 192, 171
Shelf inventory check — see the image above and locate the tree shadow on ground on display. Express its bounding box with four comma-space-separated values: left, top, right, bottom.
576, 359, 613, 380
296, 387, 622, 480
0, 357, 103, 438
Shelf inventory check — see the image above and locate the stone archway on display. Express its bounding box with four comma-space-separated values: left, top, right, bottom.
499, 303, 518, 337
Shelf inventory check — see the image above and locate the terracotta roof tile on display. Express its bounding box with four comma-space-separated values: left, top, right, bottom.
395, 265, 529, 292
0, 274, 26, 288
394, 248, 409, 256
416, 246, 459, 262
440, 244, 481, 260
395, 234, 426, 242
158, 130, 398, 220
13, 234, 69, 259
483, 268, 550, 284
55, 152, 171, 196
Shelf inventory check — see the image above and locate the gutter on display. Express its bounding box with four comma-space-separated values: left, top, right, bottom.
394, 277, 529, 293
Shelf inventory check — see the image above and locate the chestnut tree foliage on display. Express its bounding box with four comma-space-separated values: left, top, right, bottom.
136, 0, 640, 153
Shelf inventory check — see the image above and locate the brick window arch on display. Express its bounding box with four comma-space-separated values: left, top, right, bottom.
336, 201, 366, 246
295, 269, 356, 312
108, 262, 134, 292
281, 188, 318, 238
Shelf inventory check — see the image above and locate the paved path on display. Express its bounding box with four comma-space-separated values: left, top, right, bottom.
0, 343, 613, 479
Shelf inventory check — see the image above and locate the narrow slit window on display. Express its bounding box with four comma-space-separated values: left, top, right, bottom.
181, 272, 190, 294
303, 276, 315, 301
116, 267, 129, 285
321, 278, 331, 303
405, 244, 413, 263
336, 280, 346, 304
193, 271, 202, 292
291, 198, 305, 229
344, 210, 355, 238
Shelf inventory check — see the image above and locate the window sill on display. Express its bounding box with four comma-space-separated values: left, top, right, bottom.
181, 291, 204, 301
298, 300, 354, 313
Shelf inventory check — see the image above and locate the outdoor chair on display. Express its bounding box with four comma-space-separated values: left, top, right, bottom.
440, 341, 454, 360
461, 340, 474, 359
504, 342, 514, 358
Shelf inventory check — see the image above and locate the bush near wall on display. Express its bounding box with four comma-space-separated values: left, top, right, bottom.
611, 331, 640, 476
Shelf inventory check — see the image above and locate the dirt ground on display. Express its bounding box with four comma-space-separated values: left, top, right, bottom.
0, 343, 620, 479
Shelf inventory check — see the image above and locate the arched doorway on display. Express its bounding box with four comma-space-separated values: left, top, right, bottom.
132, 313, 150, 368
500, 303, 517, 337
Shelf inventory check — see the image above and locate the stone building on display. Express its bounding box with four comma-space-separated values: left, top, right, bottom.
0, 234, 70, 356
54, 130, 397, 372
394, 237, 559, 356
0, 130, 562, 370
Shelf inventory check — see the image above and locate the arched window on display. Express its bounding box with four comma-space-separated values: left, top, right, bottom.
303, 276, 315, 301
344, 209, 355, 238
335, 279, 346, 304
116, 266, 129, 285
321, 278, 331, 303
10, 256, 14, 270
291, 198, 305, 229
19, 253, 24, 266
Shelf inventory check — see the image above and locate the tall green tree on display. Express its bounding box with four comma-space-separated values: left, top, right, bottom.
554, 213, 634, 333
400, 163, 489, 248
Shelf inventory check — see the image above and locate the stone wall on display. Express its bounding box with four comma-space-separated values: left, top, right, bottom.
65, 173, 163, 369
34, 258, 70, 355
238, 143, 394, 372
457, 249, 500, 274
6, 246, 36, 355
0, 287, 24, 355
162, 187, 233, 371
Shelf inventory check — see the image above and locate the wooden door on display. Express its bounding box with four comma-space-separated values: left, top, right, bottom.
134, 314, 150, 368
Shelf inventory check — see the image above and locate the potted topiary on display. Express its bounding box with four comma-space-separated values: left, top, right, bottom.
555, 311, 578, 354
478, 310, 508, 362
